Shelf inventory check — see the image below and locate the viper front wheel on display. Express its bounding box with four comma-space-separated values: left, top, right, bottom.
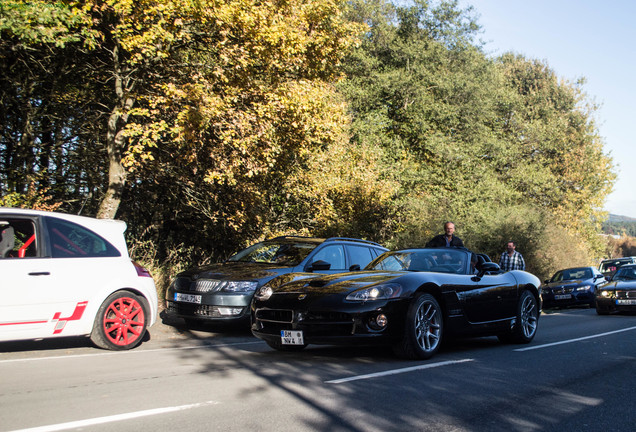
394, 293, 443, 360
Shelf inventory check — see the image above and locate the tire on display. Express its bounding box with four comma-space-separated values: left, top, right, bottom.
498, 290, 538, 344
91, 291, 148, 350
265, 339, 307, 352
393, 293, 443, 360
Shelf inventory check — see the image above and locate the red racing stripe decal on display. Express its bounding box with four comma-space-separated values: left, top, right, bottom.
0, 302, 89, 332
0, 320, 48, 326
52, 301, 89, 334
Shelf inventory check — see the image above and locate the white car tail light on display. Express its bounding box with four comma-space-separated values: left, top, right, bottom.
133, 261, 152, 278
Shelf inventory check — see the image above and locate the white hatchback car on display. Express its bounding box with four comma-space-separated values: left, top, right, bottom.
0, 208, 158, 350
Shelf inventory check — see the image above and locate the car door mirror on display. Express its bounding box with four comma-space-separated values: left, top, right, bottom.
349, 264, 361, 271
476, 261, 499, 277
307, 260, 331, 272
477, 261, 499, 272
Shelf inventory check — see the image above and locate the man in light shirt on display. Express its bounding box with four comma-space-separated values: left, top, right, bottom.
499, 241, 526, 271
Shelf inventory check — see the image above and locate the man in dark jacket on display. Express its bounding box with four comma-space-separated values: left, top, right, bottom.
426, 221, 464, 248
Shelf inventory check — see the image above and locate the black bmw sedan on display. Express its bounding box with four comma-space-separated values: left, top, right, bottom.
596, 264, 636, 314
251, 247, 541, 360
541, 266, 606, 309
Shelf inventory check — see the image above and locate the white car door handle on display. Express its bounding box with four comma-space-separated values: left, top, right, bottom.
28, 272, 50, 276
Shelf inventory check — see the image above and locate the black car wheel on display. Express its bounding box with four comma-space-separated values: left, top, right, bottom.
265, 339, 307, 352
498, 290, 538, 344
394, 293, 443, 360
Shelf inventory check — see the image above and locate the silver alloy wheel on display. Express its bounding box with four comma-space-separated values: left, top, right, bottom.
414, 299, 442, 353
520, 293, 538, 338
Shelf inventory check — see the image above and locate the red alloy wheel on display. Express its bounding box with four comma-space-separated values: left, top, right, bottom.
102, 296, 146, 347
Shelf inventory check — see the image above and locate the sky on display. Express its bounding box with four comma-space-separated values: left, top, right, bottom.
462, 0, 636, 217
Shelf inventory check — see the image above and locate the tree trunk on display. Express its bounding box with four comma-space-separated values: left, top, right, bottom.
96, 115, 129, 219
97, 43, 135, 219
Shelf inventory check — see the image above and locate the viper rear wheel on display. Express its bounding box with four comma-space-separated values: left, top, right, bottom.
498, 290, 538, 344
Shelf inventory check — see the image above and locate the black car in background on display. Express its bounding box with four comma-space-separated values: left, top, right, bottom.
541, 266, 606, 309
598, 257, 636, 279
165, 236, 388, 327
251, 247, 541, 360
596, 264, 636, 315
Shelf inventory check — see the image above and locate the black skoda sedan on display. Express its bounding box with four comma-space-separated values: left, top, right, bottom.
251, 247, 541, 360
165, 236, 387, 327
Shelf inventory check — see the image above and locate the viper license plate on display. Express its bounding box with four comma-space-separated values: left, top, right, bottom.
281, 330, 304, 345
174, 293, 202, 304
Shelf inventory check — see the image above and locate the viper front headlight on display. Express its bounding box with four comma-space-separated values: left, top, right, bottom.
254, 285, 274, 301
346, 283, 402, 301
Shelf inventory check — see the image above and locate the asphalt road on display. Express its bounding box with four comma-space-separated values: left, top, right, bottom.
1, 308, 634, 432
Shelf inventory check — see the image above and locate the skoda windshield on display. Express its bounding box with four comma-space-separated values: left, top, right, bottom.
228, 240, 318, 266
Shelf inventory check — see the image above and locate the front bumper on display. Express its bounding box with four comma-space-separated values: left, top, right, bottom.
165, 300, 250, 322
164, 288, 253, 322
251, 299, 408, 346
541, 290, 594, 308
595, 296, 636, 313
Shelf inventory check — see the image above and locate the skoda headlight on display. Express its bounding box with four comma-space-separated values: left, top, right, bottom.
346, 283, 402, 301
222, 281, 258, 293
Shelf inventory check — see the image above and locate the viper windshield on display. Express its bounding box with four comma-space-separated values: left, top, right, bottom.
367, 249, 467, 274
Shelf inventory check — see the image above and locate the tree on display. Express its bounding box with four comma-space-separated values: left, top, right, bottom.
341, 0, 509, 245
114, 0, 379, 259
0, 0, 102, 207
339, 0, 615, 269
494, 54, 615, 255
1, 0, 617, 282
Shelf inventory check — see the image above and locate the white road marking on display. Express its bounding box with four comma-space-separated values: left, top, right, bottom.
7, 400, 219, 432
0, 341, 262, 364
326, 358, 474, 384
515, 325, 636, 352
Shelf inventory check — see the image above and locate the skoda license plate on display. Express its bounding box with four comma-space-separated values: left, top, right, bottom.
281, 330, 304, 345
174, 293, 202, 304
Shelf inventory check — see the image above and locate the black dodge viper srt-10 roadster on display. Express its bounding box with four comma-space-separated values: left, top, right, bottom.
251, 248, 542, 360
